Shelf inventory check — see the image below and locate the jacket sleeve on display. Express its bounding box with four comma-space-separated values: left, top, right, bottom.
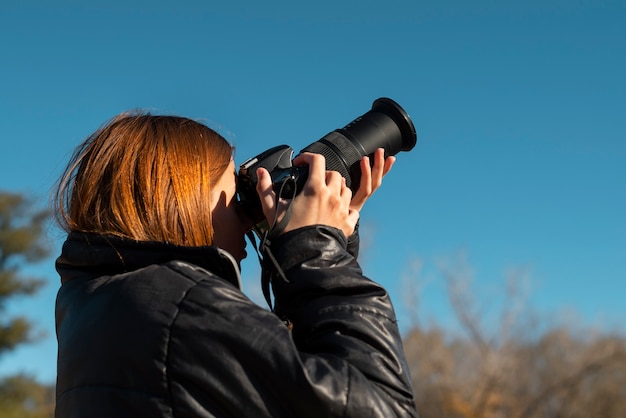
265, 225, 418, 417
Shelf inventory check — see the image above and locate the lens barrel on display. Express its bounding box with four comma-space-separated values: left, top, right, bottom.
299, 97, 416, 190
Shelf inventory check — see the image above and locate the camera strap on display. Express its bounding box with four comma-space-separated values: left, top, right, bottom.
245, 230, 278, 310
251, 176, 298, 311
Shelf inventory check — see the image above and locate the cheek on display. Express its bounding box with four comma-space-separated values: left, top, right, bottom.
212, 207, 242, 244
222, 206, 241, 229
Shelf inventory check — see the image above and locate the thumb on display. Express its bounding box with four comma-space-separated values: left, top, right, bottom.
256, 168, 277, 220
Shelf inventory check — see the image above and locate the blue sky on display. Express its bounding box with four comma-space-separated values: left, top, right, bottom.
1, 0, 624, 384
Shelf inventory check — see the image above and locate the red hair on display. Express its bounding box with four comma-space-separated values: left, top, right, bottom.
55, 112, 233, 246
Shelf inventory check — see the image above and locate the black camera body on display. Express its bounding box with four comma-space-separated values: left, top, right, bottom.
237, 145, 307, 223
237, 98, 417, 232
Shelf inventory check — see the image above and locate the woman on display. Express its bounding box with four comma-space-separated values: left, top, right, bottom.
54, 112, 417, 417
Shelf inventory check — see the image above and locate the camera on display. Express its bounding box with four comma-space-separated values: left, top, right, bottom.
237, 97, 417, 232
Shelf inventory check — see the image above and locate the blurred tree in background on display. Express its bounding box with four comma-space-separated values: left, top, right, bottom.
0, 191, 54, 418
0, 375, 54, 418
402, 252, 626, 418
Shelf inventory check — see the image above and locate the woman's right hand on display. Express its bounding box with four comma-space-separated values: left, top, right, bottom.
256, 153, 360, 238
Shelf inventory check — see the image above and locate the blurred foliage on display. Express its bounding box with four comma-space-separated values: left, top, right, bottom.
402, 254, 626, 418
0, 191, 50, 356
404, 326, 626, 418
0, 191, 53, 417
0, 375, 54, 418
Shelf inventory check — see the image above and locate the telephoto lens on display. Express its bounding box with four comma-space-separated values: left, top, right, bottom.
298, 97, 417, 192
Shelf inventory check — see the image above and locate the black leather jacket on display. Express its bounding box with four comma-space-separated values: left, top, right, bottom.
55, 226, 417, 417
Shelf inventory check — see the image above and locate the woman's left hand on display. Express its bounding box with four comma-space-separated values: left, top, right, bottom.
350, 148, 395, 212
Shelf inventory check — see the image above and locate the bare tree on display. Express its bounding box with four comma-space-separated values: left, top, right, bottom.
402, 251, 626, 418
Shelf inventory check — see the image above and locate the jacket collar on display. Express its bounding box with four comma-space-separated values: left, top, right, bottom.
56, 232, 241, 289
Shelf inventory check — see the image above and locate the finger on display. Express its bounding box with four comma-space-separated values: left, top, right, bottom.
359, 155, 373, 195
325, 170, 343, 191
371, 149, 396, 192
294, 152, 326, 188
256, 167, 276, 217
324, 172, 346, 213
370, 148, 386, 191
382, 155, 396, 177
349, 156, 371, 210
341, 177, 353, 203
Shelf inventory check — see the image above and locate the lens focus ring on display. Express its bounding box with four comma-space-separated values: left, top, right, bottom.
300, 131, 365, 189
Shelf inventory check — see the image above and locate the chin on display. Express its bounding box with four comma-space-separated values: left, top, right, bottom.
230, 248, 246, 264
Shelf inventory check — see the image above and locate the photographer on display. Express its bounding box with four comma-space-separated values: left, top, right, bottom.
54, 113, 418, 417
